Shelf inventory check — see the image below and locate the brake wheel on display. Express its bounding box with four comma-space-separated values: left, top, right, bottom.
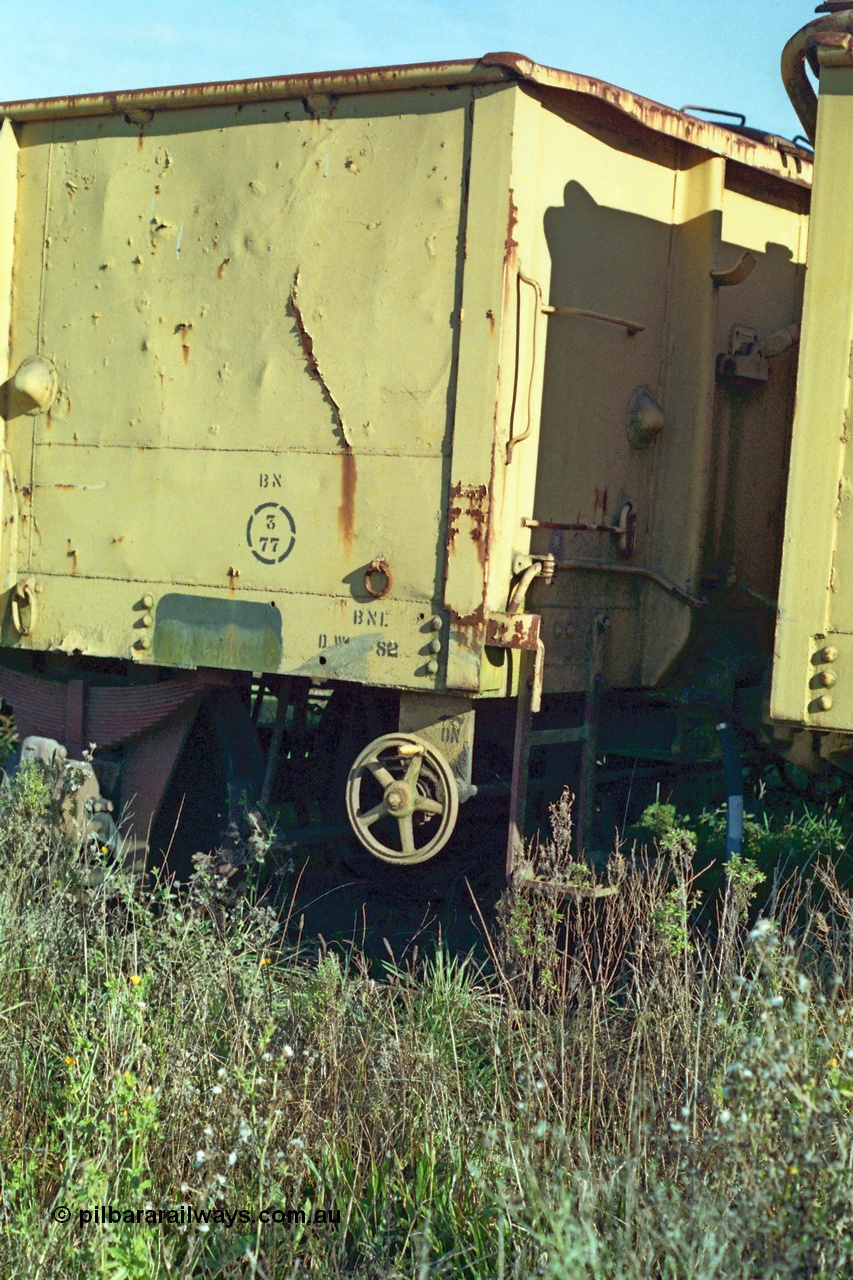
345, 733, 459, 865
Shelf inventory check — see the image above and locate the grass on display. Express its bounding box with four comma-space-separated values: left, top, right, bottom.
0, 762, 851, 1278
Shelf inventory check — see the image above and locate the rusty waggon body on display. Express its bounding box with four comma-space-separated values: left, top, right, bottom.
0, 11, 847, 875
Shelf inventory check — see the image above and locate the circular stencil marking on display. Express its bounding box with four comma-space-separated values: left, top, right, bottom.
246, 503, 296, 564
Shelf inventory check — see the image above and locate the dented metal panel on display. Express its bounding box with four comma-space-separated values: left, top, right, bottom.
4, 90, 473, 688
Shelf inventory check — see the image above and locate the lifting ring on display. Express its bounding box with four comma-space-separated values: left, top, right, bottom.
364, 557, 392, 599
10, 579, 37, 637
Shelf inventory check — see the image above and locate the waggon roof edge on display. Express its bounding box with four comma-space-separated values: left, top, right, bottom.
0, 52, 813, 188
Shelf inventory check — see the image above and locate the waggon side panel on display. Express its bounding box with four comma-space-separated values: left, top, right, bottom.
5, 90, 473, 687
518, 91, 809, 697
637, 152, 726, 686
488, 75, 812, 699
709, 185, 807, 607
520, 93, 723, 692
527, 99, 679, 692
773, 66, 853, 729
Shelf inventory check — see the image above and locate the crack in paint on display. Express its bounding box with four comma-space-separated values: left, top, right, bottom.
290, 267, 351, 448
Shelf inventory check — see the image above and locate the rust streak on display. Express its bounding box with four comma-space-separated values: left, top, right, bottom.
449, 603, 485, 628
338, 448, 357, 552
503, 189, 519, 317
446, 482, 488, 569
290, 268, 351, 448
505, 187, 518, 265
217, 257, 231, 278
485, 612, 541, 650
175, 322, 192, 364
448, 603, 487, 653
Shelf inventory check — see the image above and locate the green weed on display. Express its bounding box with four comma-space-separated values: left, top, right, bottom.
0, 771, 850, 1277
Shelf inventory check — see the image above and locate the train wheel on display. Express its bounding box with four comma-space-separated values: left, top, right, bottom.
345, 733, 459, 865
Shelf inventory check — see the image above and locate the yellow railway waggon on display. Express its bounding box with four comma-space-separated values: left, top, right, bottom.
0, 4, 847, 884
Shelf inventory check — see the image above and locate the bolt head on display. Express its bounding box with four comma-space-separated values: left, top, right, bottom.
426, 659, 439, 675
142, 594, 154, 609
819, 669, 837, 687
429, 638, 441, 654
822, 646, 839, 663
817, 693, 833, 712
430, 616, 442, 631
137, 636, 151, 651
386, 791, 403, 811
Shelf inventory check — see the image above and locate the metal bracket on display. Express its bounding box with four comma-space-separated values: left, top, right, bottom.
716, 325, 768, 384
485, 613, 544, 713
541, 304, 644, 336
504, 610, 608, 881
710, 251, 756, 287
522, 502, 636, 559
716, 323, 800, 387
521, 263, 644, 336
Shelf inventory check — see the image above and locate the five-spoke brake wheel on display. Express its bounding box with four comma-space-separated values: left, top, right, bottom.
345, 733, 459, 864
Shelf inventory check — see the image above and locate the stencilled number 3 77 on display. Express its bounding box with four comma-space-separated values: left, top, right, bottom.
246, 503, 297, 565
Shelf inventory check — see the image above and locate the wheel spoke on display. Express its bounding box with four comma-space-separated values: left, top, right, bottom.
364, 757, 395, 790
398, 814, 415, 855
358, 801, 388, 828
403, 754, 423, 787
414, 796, 443, 816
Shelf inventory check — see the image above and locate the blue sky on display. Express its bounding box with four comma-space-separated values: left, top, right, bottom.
1, 1, 818, 140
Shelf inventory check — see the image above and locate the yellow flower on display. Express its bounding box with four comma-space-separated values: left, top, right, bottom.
788, 1165, 799, 1176
64, 1056, 75, 1066
260, 957, 272, 966
129, 975, 142, 986
830, 1057, 839, 1069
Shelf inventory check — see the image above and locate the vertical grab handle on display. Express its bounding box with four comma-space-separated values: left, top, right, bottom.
506, 267, 542, 464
